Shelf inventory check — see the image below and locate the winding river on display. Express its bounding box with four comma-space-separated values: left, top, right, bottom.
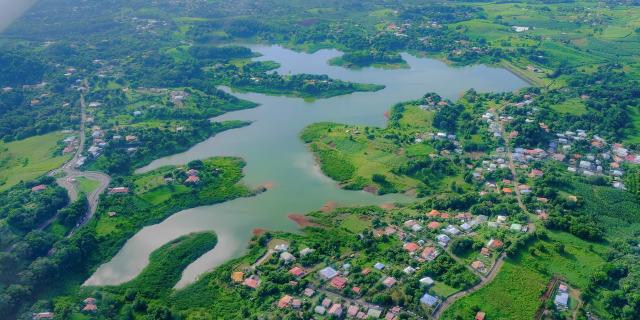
84, 45, 527, 288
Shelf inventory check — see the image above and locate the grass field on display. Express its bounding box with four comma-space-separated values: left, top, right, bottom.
442, 260, 546, 320
0, 132, 70, 192
76, 176, 100, 195
550, 98, 588, 116
444, 230, 606, 319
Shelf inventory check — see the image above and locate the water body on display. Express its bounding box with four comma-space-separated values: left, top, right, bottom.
85, 45, 527, 288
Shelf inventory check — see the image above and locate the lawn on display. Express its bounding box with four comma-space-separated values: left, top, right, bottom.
550, 98, 588, 116
340, 214, 371, 233
76, 176, 100, 195
443, 230, 607, 319
442, 260, 546, 320
0, 132, 70, 191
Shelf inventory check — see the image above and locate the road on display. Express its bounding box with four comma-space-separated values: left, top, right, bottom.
432, 110, 535, 319
48, 81, 111, 236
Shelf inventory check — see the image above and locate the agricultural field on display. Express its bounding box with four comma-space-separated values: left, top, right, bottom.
0, 131, 70, 191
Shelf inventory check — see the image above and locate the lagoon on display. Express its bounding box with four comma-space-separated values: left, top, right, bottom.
84, 45, 527, 288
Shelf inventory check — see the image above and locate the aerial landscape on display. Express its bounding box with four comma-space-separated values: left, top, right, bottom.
0, 0, 639, 319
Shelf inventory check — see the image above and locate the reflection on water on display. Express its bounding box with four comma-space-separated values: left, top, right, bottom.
84, 45, 527, 288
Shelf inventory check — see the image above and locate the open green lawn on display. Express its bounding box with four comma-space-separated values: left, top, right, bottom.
0, 132, 70, 191
444, 230, 606, 319
550, 98, 588, 116
76, 176, 100, 195
442, 260, 546, 320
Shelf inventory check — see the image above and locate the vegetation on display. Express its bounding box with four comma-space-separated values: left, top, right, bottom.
0, 132, 71, 191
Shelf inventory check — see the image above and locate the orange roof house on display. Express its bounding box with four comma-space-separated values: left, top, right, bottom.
427, 221, 441, 230
278, 295, 293, 308
403, 242, 419, 252
289, 266, 305, 277
231, 271, 244, 283
330, 276, 348, 290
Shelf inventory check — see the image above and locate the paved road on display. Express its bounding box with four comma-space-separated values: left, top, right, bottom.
48, 81, 111, 236
432, 109, 535, 319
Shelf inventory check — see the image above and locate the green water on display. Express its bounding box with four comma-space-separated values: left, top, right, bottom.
85, 45, 527, 287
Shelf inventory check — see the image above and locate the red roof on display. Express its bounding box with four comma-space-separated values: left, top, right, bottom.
403, 242, 419, 252
421, 247, 437, 259
31, 184, 46, 192
243, 277, 260, 289
278, 295, 292, 308
289, 266, 305, 277
427, 221, 440, 230
185, 175, 200, 183
475, 311, 486, 320
330, 276, 348, 289
440, 213, 450, 219
427, 209, 440, 217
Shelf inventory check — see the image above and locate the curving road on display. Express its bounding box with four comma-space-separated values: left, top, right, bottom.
49, 81, 111, 236
432, 109, 536, 319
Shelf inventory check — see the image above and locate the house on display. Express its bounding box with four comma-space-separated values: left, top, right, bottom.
109, 187, 129, 194
33, 312, 55, 320
362, 268, 371, 275
31, 184, 46, 192
510, 223, 523, 232
427, 209, 441, 218
443, 225, 460, 235
374, 262, 386, 270
243, 275, 260, 289
404, 220, 417, 227
436, 234, 450, 246
411, 224, 423, 232
280, 252, 296, 263
292, 299, 302, 309
315, 306, 326, 315
420, 293, 439, 307
421, 246, 438, 261
481, 247, 490, 257
367, 308, 383, 318
382, 276, 397, 288
319, 266, 338, 280
475, 311, 486, 320
274, 243, 289, 252
403, 266, 416, 274
555, 292, 569, 310
278, 295, 293, 308
322, 298, 333, 308
403, 242, 419, 253
303, 288, 315, 297
460, 222, 472, 232
300, 247, 315, 256
558, 283, 568, 293
330, 276, 348, 290
289, 266, 305, 277
419, 277, 434, 286
352, 286, 361, 294
328, 304, 343, 317
185, 175, 200, 184
347, 305, 360, 318
125, 135, 137, 143
231, 271, 244, 283
427, 221, 441, 230
82, 304, 97, 313
471, 260, 485, 272
487, 239, 503, 249
496, 215, 507, 223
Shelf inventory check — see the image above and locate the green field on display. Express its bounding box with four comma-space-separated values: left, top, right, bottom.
76, 177, 100, 195
0, 132, 70, 191
443, 230, 606, 319
551, 98, 588, 116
